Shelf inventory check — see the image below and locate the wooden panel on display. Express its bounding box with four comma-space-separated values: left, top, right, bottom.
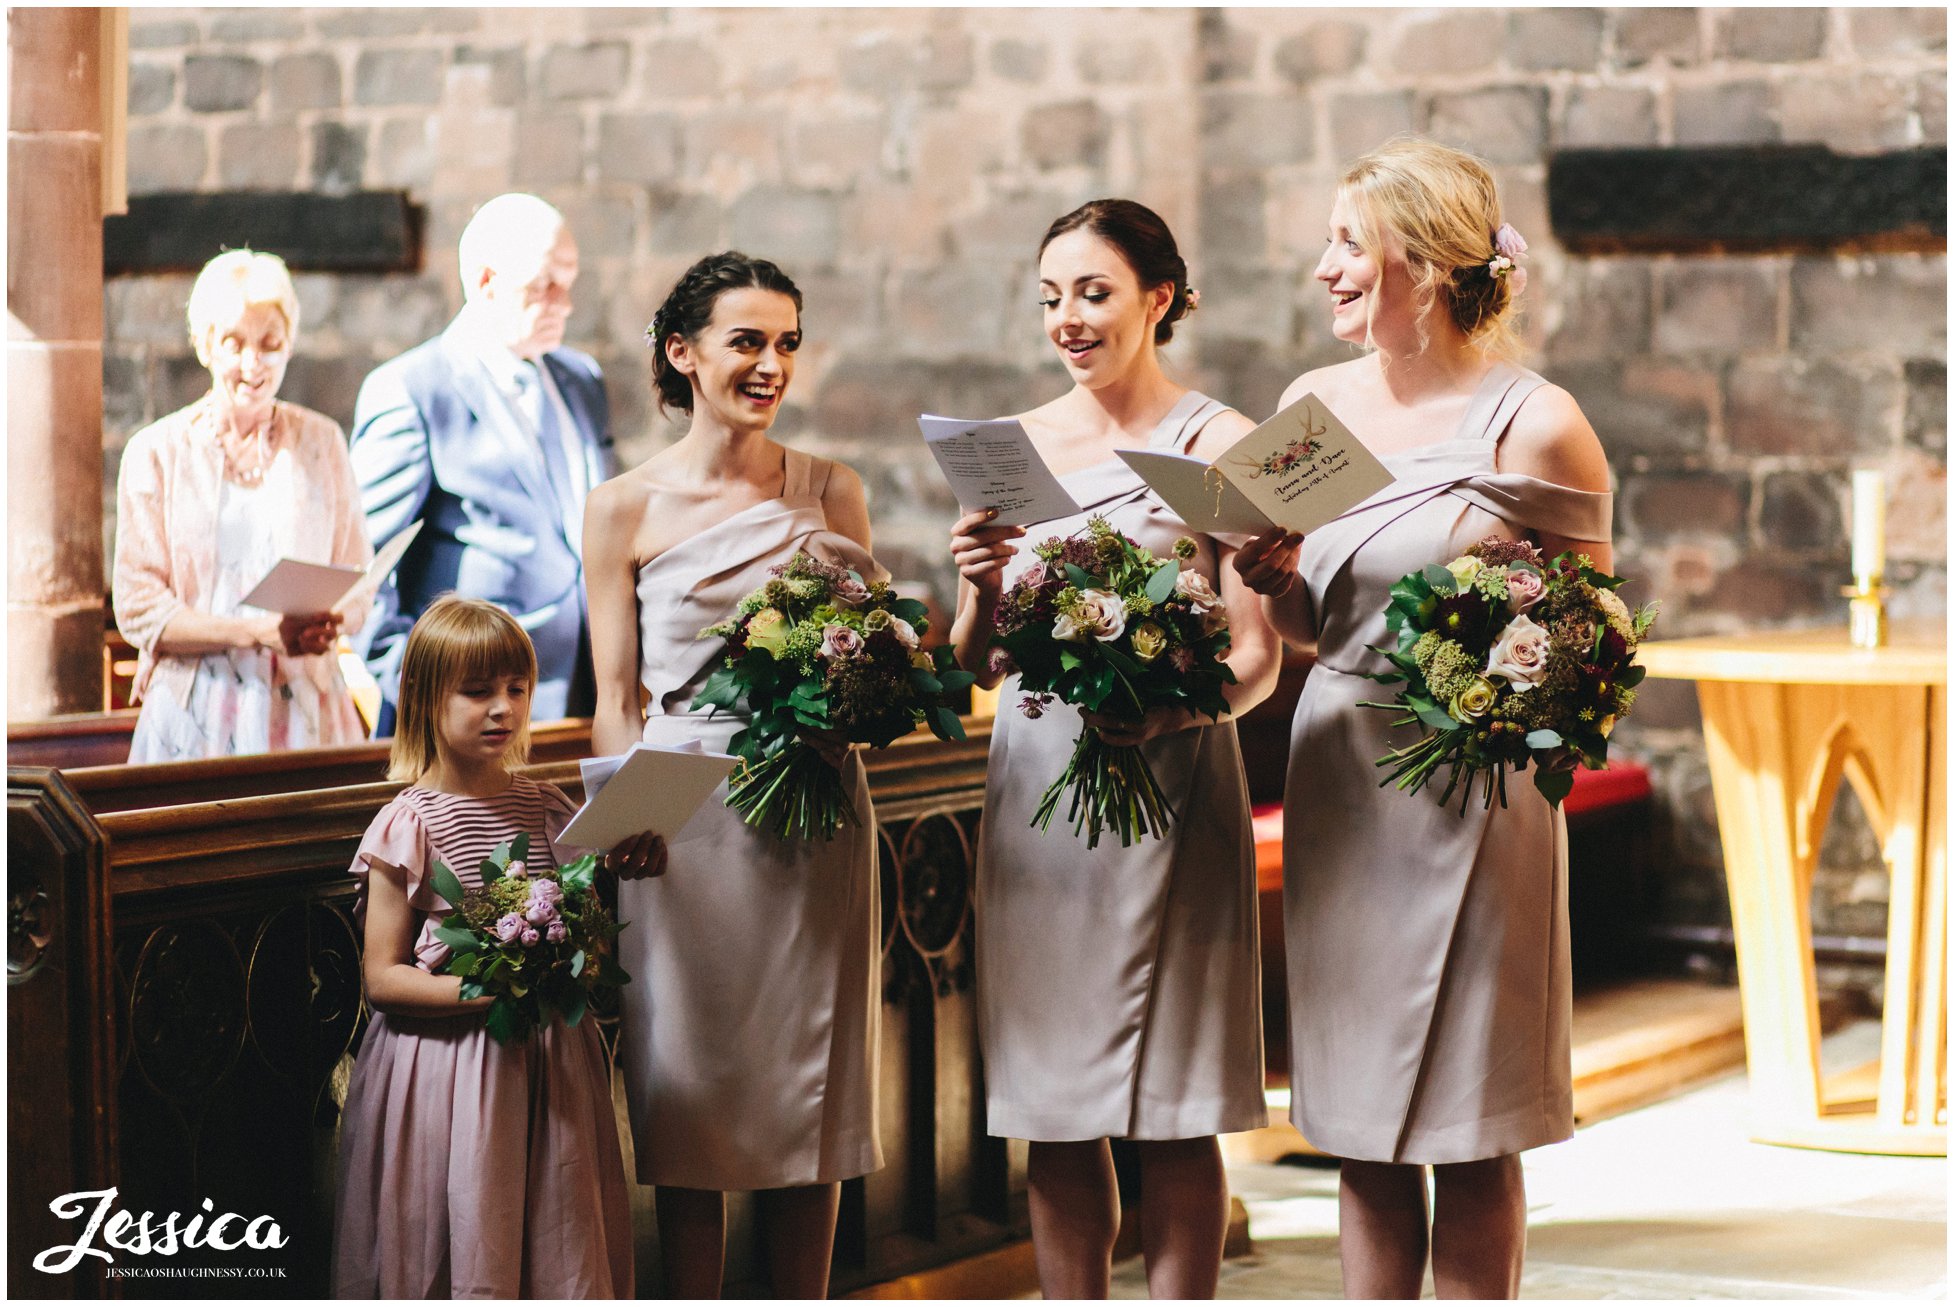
103, 191, 424, 276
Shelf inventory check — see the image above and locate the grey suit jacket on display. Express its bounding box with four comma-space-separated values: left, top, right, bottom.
349, 320, 617, 723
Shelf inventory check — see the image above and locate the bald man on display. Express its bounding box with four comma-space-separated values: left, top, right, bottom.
351, 194, 618, 731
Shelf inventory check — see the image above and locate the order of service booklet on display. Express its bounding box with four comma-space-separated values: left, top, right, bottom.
918, 414, 1082, 526
558, 739, 740, 851
1118, 393, 1395, 537
239, 519, 425, 616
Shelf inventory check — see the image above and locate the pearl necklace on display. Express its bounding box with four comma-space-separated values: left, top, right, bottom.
215, 405, 277, 488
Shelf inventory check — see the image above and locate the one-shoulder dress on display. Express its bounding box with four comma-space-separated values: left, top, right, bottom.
331, 775, 635, 1299
615, 448, 884, 1190
977, 391, 1266, 1142
1282, 362, 1613, 1164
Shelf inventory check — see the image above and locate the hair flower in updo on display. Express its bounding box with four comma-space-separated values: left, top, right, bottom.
1486, 223, 1529, 298
1493, 223, 1528, 260
1182, 286, 1201, 313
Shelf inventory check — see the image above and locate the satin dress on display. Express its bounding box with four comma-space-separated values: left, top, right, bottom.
615, 447, 883, 1190
978, 391, 1266, 1143
1282, 362, 1613, 1164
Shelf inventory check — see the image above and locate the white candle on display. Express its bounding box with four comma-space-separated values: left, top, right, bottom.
1850, 468, 1886, 582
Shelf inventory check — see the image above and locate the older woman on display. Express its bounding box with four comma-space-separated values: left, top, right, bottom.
113, 249, 372, 762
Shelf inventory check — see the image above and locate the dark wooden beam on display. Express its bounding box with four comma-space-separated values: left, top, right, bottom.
1548, 145, 1946, 255
102, 190, 424, 275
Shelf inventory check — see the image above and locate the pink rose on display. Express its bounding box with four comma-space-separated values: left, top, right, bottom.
1052, 589, 1127, 643
887, 616, 921, 650
503, 859, 527, 879
527, 879, 563, 908
520, 927, 541, 948
1174, 570, 1221, 613
546, 920, 568, 944
1486, 614, 1551, 690
1021, 560, 1050, 589
833, 574, 870, 606
1494, 223, 1528, 260
1504, 568, 1546, 614
493, 913, 525, 944
821, 623, 864, 660
524, 899, 558, 927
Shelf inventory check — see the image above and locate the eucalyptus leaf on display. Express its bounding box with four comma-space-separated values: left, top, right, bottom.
1422, 564, 1458, 595
1145, 560, 1181, 605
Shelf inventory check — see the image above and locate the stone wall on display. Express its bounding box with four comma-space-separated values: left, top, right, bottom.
104, 7, 1947, 948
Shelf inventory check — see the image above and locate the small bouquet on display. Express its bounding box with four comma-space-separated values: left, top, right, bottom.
990, 516, 1235, 849
695, 551, 974, 841
429, 834, 629, 1045
1361, 537, 1658, 811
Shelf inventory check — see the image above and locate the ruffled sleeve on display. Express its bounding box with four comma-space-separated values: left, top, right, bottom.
348, 794, 453, 973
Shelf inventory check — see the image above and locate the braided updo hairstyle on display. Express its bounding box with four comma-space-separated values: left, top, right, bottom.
646, 251, 804, 415
1336, 136, 1524, 360
1039, 199, 1196, 346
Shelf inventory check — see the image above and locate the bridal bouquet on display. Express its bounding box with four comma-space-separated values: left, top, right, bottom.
695, 551, 973, 841
990, 516, 1235, 849
1361, 537, 1658, 811
430, 834, 629, 1045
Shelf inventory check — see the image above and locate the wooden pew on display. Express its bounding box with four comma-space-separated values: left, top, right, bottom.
11, 720, 1023, 1298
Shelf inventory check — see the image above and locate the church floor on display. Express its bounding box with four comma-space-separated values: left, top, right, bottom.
1107, 1021, 1946, 1300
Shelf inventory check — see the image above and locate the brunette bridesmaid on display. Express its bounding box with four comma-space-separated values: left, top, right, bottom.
948, 200, 1282, 1299
1233, 138, 1613, 1299
582, 253, 881, 1298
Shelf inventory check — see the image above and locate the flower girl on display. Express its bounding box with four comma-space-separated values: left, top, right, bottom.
331, 596, 657, 1298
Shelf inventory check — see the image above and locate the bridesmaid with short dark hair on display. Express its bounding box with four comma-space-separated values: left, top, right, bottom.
948, 199, 1282, 1299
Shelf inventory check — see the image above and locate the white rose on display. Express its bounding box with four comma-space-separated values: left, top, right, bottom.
1485, 613, 1552, 691
1063, 588, 1127, 642
1446, 556, 1482, 588
1174, 569, 1221, 613
888, 615, 920, 650
1200, 605, 1229, 637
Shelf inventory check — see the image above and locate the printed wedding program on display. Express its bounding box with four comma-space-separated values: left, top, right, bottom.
919, 414, 1081, 526
240, 519, 424, 615
1120, 394, 1395, 537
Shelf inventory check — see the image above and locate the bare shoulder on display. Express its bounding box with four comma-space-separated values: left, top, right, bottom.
1502, 382, 1611, 493
1186, 405, 1256, 460
1276, 356, 1367, 414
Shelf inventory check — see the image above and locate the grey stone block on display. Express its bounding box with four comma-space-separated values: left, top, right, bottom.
155, 351, 214, 415
209, 10, 303, 41
1620, 471, 1750, 542
269, 53, 341, 114
1851, 7, 1947, 57
1758, 470, 1844, 552
1725, 357, 1901, 455
280, 353, 380, 430
1329, 89, 1415, 160
1715, 6, 1827, 62
1184, 261, 1297, 349
218, 123, 299, 189
184, 54, 261, 113
1903, 359, 1945, 454
1198, 173, 1265, 264
840, 30, 972, 96
641, 39, 723, 98
125, 123, 207, 193
129, 18, 199, 49
1921, 73, 1946, 146
1508, 8, 1603, 71
541, 41, 630, 101
127, 63, 175, 116
646, 189, 723, 256
1611, 7, 1700, 68
1652, 260, 1781, 354
918, 30, 977, 93
1201, 91, 1315, 170
596, 113, 682, 186
1554, 357, 1713, 458
355, 49, 444, 107
315, 9, 431, 39
810, 357, 1028, 444
559, 193, 640, 261
1423, 86, 1547, 165
513, 114, 585, 189
990, 38, 1048, 84
1673, 80, 1778, 146
1078, 36, 1160, 85
1778, 74, 1912, 152
372, 117, 436, 189
1022, 100, 1112, 169
1557, 84, 1657, 147
1273, 20, 1368, 84
890, 263, 1016, 358
103, 350, 146, 432
1790, 255, 1947, 355
311, 122, 366, 195
730, 186, 842, 267
1388, 11, 1500, 76
1544, 259, 1652, 363
455, 46, 526, 107
1199, 15, 1257, 83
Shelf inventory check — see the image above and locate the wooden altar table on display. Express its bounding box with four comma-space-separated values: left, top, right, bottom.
1640, 621, 1946, 1156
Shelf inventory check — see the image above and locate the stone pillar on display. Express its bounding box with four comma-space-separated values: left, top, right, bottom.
8, 9, 107, 718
